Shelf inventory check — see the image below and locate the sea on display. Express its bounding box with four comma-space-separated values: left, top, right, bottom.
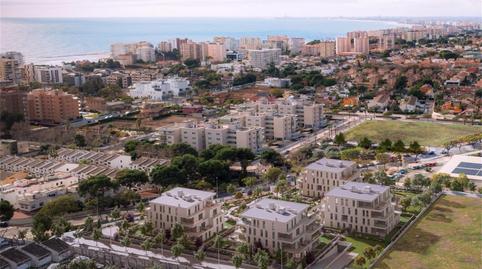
0, 17, 406, 64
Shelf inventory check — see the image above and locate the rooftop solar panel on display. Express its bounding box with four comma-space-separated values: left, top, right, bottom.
457, 162, 482, 169
452, 168, 480, 176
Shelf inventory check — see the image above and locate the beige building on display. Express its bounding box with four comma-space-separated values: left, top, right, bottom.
320, 182, 400, 237
206, 43, 226, 62
247, 49, 281, 70
180, 122, 206, 151
27, 89, 80, 124
180, 41, 204, 61
0, 57, 21, 84
299, 158, 360, 198
239, 198, 321, 259
147, 187, 223, 242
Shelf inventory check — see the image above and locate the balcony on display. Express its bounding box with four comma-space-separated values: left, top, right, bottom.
371, 211, 387, 219
373, 220, 387, 228
181, 217, 194, 225
278, 232, 293, 241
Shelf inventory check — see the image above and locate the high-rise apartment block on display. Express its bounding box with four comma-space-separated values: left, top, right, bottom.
206, 43, 226, 62
26, 89, 80, 124
147, 187, 223, 241
180, 41, 204, 61
247, 49, 281, 70
288, 38, 305, 55
299, 158, 360, 198
0, 57, 22, 84
34, 66, 63, 84
240, 37, 262, 50
336, 31, 369, 55
111, 42, 156, 63
0, 89, 28, 118
320, 182, 400, 237
239, 198, 322, 259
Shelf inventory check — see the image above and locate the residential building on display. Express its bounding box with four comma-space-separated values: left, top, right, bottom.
136, 42, 156, 62
41, 238, 72, 262
158, 41, 173, 52
207, 43, 226, 62
147, 187, 223, 242
0, 248, 32, 269
0, 57, 22, 84
0, 89, 28, 117
239, 198, 321, 259
20, 243, 52, 268
26, 89, 80, 124
319, 41, 336, 58
336, 32, 369, 55
320, 182, 400, 237
299, 158, 360, 198
180, 41, 204, 61
34, 66, 63, 84
247, 49, 281, 69
288, 38, 305, 55
128, 77, 191, 100
240, 37, 262, 50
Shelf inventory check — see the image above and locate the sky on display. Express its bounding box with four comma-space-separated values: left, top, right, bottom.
1, 0, 481, 18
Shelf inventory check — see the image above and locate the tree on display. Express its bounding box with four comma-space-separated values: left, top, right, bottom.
373, 170, 391, 186
334, 133, 346, 146
78, 175, 117, 215
121, 235, 131, 253
404, 178, 412, 189
408, 141, 423, 157
0, 200, 14, 221
400, 197, 412, 211
254, 249, 270, 269
236, 243, 249, 258
199, 159, 230, 187
232, 254, 244, 268
263, 167, 283, 183
115, 169, 148, 189
236, 148, 256, 175
84, 217, 94, 233
450, 179, 464, 191
170, 143, 198, 157
17, 229, 27, 244
412, 174, 430, 188
150, 165, 185, 186
274, 179, 288, 195
285, 258, 296, 269
110, 206, 120, 221
226, 184, 236, 194
354, 256, 366, 267
363, 246, 376, 260
378, 139, 392, 152
195, 248, 206, 262
171, 223, 184, 240
154, 231, 165, 255
142, 238, 153, 257
375, 153, 390, 167
74, 134, 87, 148
392, 140, 406, 152
171, 241, 185, 258
242, 177, 257, 189
340, 147, 362, 161
455, 173, 470, 189
92, 228, 102, 247
260, 149, 285, 167
359, 137, 372, 149
213, 234, 226, 266
171, 154, 199, 181
52, 217, 71, 237
184, 58, 200, 68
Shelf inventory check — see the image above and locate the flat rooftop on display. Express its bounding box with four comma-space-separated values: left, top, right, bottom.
325, 182, 389, 202
305, 158, 355, 172
149, 187, 215, 208
438, 155, 482, 182
241, 198, 309, 223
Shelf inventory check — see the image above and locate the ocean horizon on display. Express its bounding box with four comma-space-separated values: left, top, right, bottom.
0, 17, 407, 64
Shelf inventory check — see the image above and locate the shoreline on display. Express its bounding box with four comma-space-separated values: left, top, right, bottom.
1, 17, 411, 65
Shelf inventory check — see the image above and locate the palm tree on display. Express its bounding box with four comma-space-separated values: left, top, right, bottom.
213, 235, 225, 268
92, 228, 102, 247
154, 232, 165, 256
17, 229, 27, 245
254, 249, 270, 269
121, 235, 131, 254
110, 206, 121, 221
142, 238, 153, 259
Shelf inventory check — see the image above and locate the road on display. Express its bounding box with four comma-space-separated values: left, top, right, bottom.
278, 115, 365, 155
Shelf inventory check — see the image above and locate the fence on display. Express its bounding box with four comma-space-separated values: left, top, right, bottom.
368, 192, 443, 268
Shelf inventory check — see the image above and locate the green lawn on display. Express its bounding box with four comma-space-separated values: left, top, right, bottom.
375, 195, 482, 269
345, 120, 482, 146
344, 235, 385, 256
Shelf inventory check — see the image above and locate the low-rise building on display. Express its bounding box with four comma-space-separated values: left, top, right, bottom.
320, 182, 400, 237
41, 238, 72, 262
0, 248, 32, 269
147, 187, 223, 242
239, 198, 321, 260
20, 243, 52, 268
128, 77, 191, 100
299, 158, 360, 198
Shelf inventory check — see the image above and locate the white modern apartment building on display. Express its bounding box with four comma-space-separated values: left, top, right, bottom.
247, 49, 281, 70
34, 66, 63, 84
128, 77, 191, 100
239, 198, 322, 259
245, 112, 296, 141
240, 37, 262, 50
299, 158, 360, 198
135, 42, 156, 62
320, 182, 400, 237
288, 38, 305, 55
158, 121, 265, 153
147, 187, 223, 242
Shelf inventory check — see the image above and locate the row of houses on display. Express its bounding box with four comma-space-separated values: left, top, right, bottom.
0, 238, 71, 269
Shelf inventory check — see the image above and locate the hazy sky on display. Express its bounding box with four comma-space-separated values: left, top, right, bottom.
1, 0, 481, 18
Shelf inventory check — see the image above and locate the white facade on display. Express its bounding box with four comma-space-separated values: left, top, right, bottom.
299, 158, 360, 198
239, 198, 321, 259
129, 77, 191, 100
321, 182, 400, 237
147, 187, 223, 242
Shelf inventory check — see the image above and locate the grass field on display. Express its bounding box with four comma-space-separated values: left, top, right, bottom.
345, 120, 482, 146
375, 195, 482, 269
